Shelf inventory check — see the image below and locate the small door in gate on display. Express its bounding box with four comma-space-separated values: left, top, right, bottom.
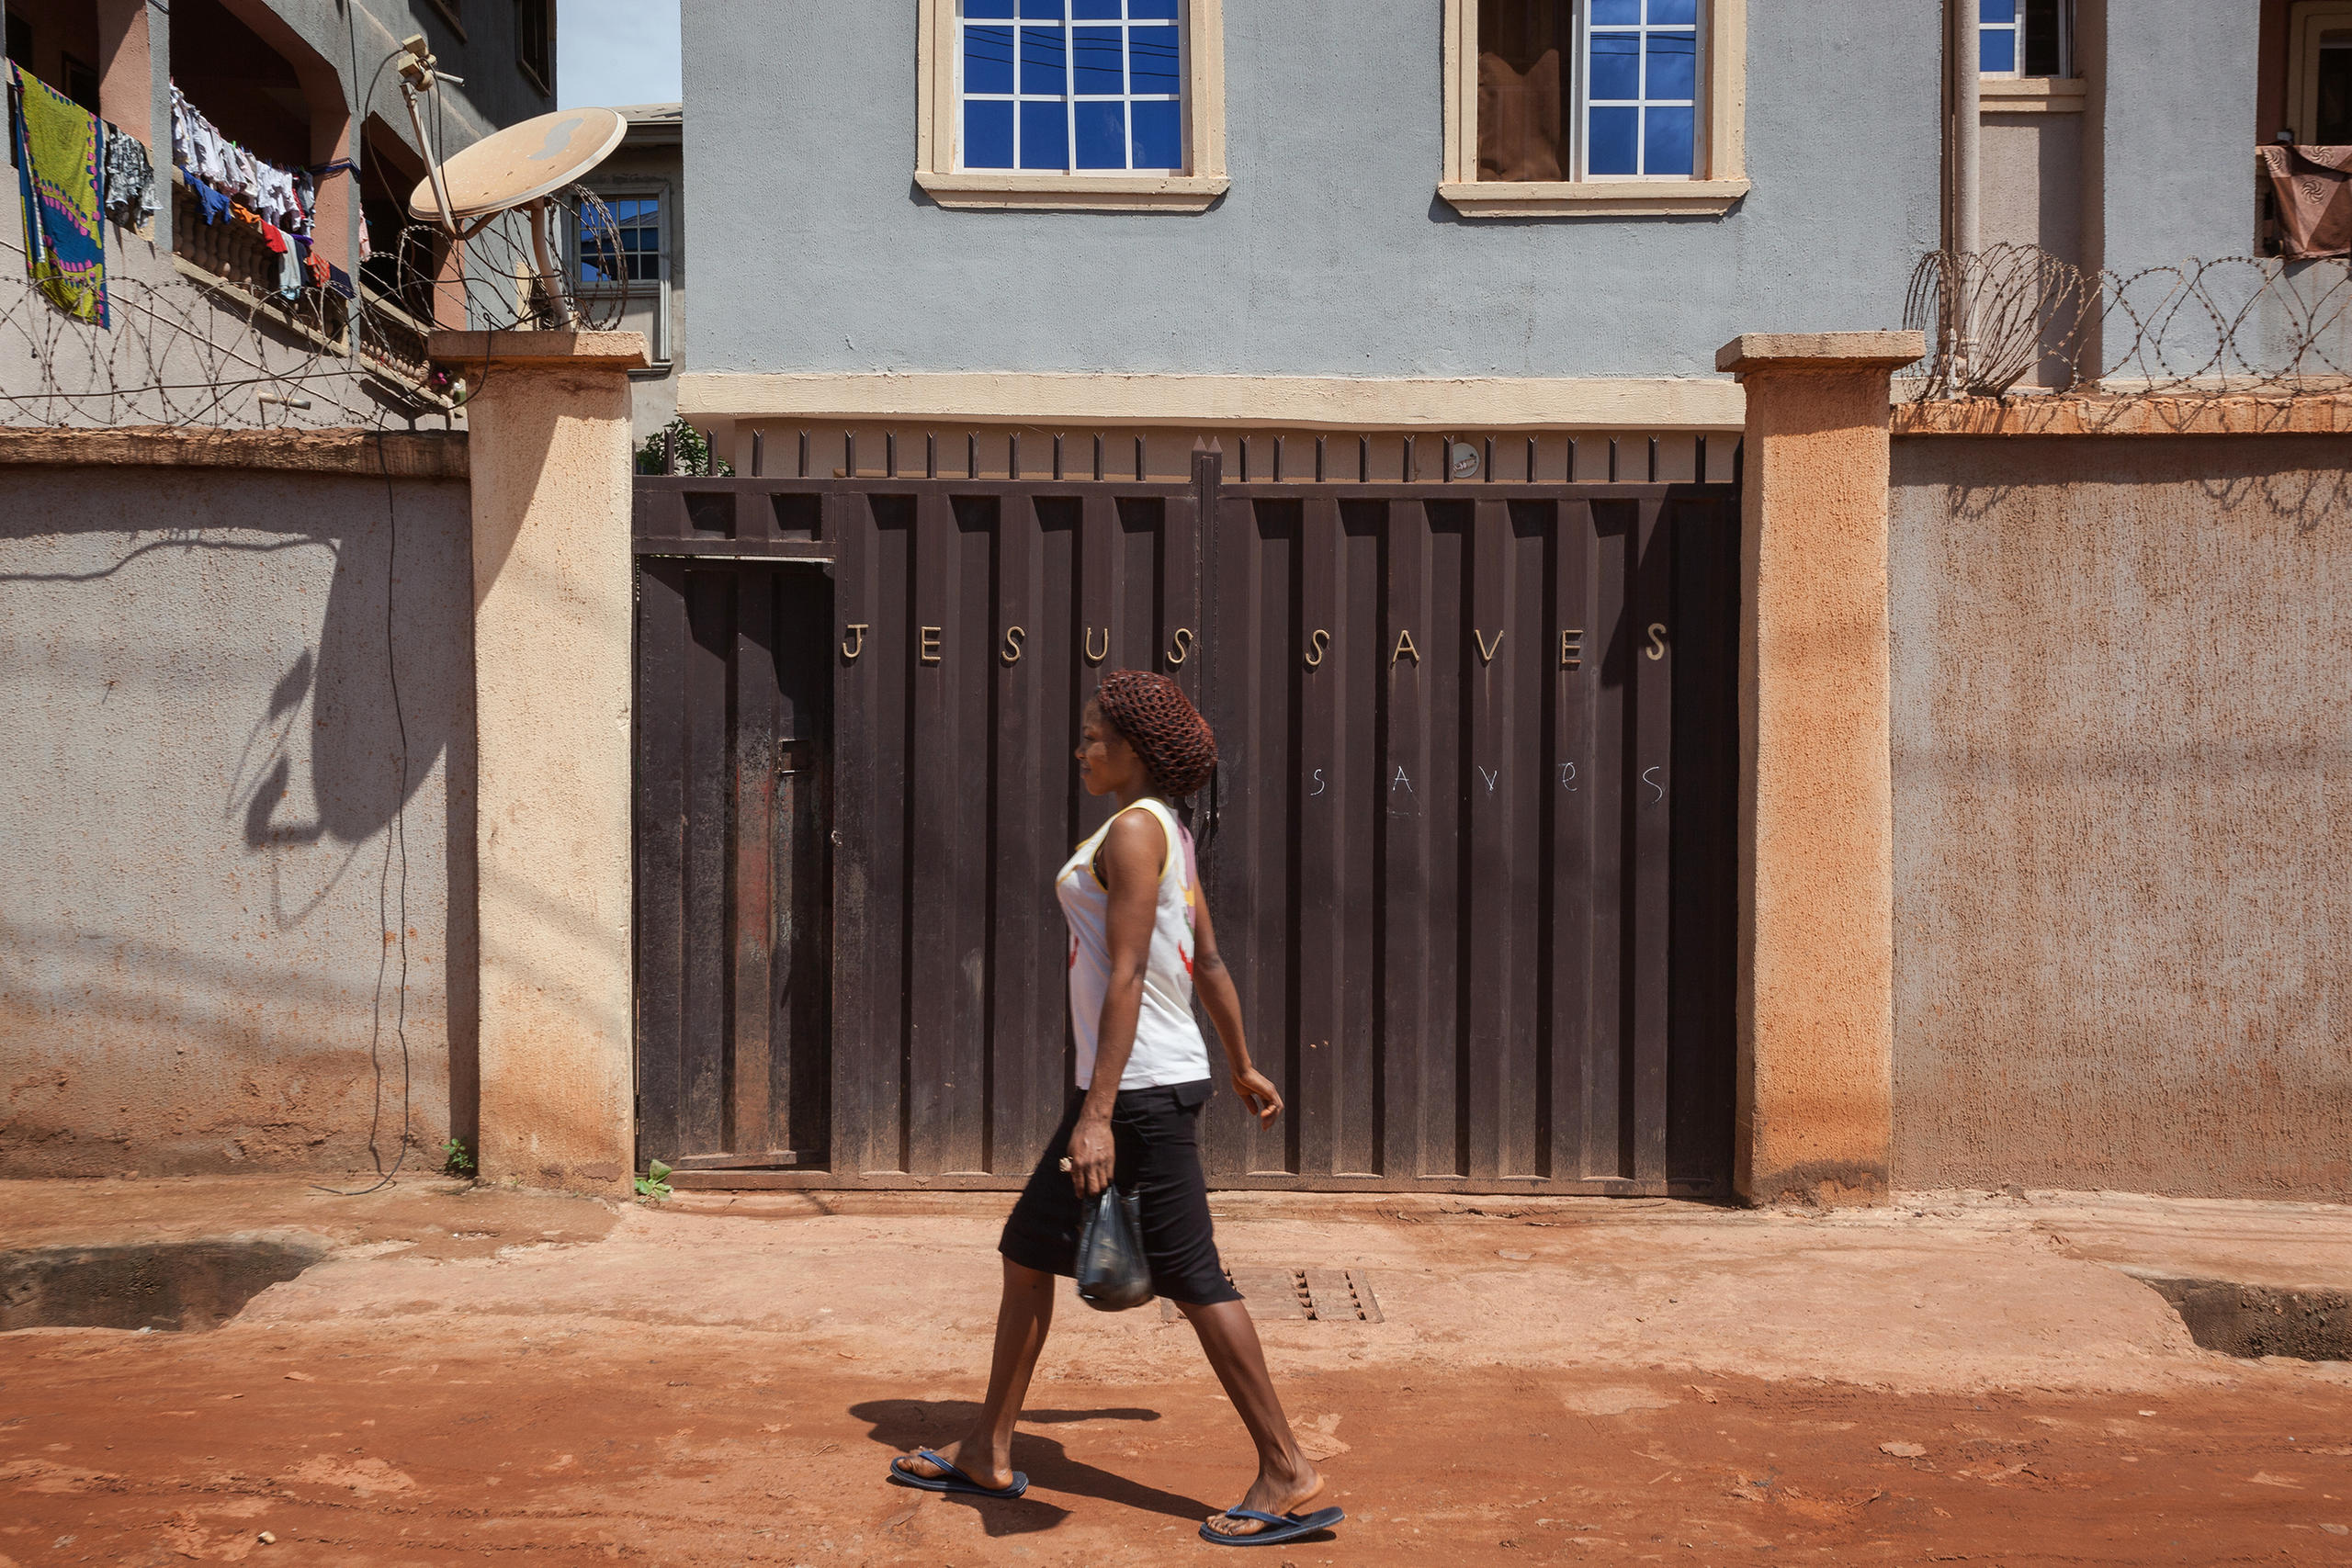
634, 559, 833, 1173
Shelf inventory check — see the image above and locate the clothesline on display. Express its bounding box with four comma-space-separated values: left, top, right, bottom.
167, 83, 356, 302
168, 84, 316, 238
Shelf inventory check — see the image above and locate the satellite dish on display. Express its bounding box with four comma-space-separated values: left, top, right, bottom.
404, 107, 626, 222
395, 96, 628, 331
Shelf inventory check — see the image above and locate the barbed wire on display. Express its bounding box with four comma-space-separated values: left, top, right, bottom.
1902, 244, 2352, 401
0, 185, 625, 431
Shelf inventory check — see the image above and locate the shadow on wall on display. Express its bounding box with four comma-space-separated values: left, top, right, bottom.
1931, 430, 2352, 539
0, 470, 480, 1170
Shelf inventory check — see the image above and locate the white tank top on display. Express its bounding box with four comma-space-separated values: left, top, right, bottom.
1056, 797, 1214, 1091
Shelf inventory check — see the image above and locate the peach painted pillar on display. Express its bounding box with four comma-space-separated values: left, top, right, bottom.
1715, 332, 1925, 1208
95, 0, 153, 141
431, 330, 651, 1193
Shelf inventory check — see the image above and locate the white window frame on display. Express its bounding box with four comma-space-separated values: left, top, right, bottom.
1440, 0, 1749, 219
916, 0, 1227, 211
2287, 1, 2352, 144
1580, 2, 1702, 182
577, 181, 672, 367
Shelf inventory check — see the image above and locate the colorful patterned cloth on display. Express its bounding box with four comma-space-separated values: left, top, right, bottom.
10, 63, 107, 326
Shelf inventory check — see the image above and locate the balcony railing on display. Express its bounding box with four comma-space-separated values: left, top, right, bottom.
355, 284, 437, 393
169, 173, 347, 353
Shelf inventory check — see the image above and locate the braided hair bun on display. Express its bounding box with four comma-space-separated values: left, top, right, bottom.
1093, 670, 1217, 798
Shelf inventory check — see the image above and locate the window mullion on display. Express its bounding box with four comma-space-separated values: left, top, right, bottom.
1573, 2, 1589, 183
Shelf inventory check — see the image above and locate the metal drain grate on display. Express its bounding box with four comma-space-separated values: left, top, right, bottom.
1160, 1268, 1384, 1324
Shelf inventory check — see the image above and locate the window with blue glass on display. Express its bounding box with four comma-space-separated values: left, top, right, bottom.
581, 197, 661, 284
1980, 0, 2072, 78
1584, 0, 1697, 178
959, 0, 1185, 174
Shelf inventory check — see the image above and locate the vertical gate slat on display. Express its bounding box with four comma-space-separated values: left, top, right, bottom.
1115, 495, 1159, 671
1461, 499, 1515, 1182
1039, 500, 1084, 1145
1380, 500, 1431, 1179
680, 570, 734, 1156
1161, 475, 1203, 705
731, 570, 778, 1156
1547, 500, 1597, 1180
1077, 492, 1118, 848
905, 491, 986, 1173
831, 492, 910, 1175
1196, 487, 1254, 1180
1336, 502, 1381, 1174
1294, 493, 1343, 1179
1426, 506, 1468, 1178
991, 493, 1059, 1169
988, 493, 1035, 1169
952, 502, 995, 1168
1586, 503, 1630, 1177
1207, 492, 1295, 1178
1500, 504, 1549, 1178
634, 559, 688, 1165
1631, 498, 1676, 1183
775, 568, 833, 1163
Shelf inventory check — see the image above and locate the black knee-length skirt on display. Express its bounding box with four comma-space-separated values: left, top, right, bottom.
999, 1078, 1242, 1307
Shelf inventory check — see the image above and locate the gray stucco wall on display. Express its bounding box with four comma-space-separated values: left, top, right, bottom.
0, 466, 476, 1177
1890, 434, 2352, 1200
2098, 0, 2261, 276
684, 1, 1943, 381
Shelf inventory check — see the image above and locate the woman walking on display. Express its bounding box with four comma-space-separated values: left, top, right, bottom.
888, 671, 1342, 1548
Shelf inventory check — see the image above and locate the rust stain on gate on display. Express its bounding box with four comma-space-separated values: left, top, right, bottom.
631, 449, 1737, 1195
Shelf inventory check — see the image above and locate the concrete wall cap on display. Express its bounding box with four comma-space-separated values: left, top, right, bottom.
0, 425, 469, 478
1716, 332, 1928, 377
429, 330, 652, 372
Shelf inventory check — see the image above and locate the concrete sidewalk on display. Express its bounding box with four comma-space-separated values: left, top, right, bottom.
5, 1178, 2351, 1565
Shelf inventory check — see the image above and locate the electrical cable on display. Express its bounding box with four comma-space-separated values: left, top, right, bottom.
312, 429, 413, 1197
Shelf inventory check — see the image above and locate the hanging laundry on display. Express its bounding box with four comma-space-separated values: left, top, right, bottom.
101, 123, 158, 231
10, 63, 108, 327
185, 170, 232, 225
2259, 143, 2352, 261
277, 234, 302, 299
169, 85, 193, 167
165, 82, 316, 240
300, 236, 329, 289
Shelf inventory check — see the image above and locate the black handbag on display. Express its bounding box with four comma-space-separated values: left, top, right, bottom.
1074, 1183, 1152, 1311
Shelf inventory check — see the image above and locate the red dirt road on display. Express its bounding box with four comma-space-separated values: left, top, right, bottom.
6, 1319, 2352, 1566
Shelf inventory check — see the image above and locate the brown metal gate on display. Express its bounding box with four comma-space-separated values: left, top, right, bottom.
633, 448, 1736, 1194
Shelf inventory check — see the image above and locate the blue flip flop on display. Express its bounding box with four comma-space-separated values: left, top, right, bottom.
1198, 1505, 1345, 1546
887, 1449, 1029, 1500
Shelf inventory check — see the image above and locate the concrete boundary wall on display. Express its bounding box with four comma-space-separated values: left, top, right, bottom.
1889, 425, 2352, 1201
0, 446, 477, 1178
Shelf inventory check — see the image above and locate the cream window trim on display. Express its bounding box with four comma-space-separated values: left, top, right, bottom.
1980, 76, 2086, 113
2287, 2, 2352, 143
915, 0, 1227, 213
1440, 0, 1746, 220
915, 172, 1230, 211
1438, 177, 1750, 217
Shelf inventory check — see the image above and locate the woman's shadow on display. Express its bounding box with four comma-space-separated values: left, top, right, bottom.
852, 1397, 1216, 1538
